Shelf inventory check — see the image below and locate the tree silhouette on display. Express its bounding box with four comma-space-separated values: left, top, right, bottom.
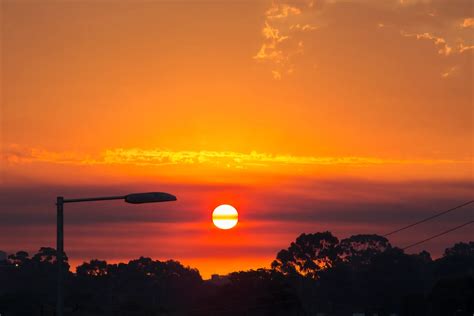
72, 256, 203, 315
428, 276, 474, 316
339, 234, 391, 265
271, 231, 339, 279
270, 232, 436, 314
7, 251, 29, 266
444, 241, 474, 257
77, 259, 108, 277
1, 235, 473, 315
201, 269, 302, 315
1, 248, 70, 315
434, 241, 474, 279
32, 247, 59, 263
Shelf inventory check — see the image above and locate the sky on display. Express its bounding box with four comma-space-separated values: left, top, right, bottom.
1, 0, 473, 278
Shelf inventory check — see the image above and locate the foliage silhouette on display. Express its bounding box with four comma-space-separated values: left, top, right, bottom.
271, 231, 340, 278
0, 233, 472, 315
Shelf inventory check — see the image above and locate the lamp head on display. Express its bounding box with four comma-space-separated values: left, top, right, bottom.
125, 192, 177, 204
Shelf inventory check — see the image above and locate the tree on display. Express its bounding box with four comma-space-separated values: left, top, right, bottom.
1, 248, 69, 315
365, 248, 432, 313
32, 247, 58, 263
202, 269, 302, 316
338, 234, 391, 265
8, 251, 29, 266
77, 259, 108, 277
434, 241, 474, 280
444, 241, 474, 257
71, 256, 204, 315
428, 276, 474, 316
272, 232, 339, 279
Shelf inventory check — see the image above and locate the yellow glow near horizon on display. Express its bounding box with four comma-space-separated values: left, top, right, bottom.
212, 204, 238, 230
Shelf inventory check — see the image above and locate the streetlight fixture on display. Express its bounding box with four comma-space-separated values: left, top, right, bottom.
56, 192, 177, 316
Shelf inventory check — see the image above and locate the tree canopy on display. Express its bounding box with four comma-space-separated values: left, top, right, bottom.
1, 233, 472, 315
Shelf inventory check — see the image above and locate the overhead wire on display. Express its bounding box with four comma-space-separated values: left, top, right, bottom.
383, 200, 473, 237
402, 220, 474, 250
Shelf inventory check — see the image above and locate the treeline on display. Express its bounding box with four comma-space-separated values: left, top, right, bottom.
0, 232, 473, 316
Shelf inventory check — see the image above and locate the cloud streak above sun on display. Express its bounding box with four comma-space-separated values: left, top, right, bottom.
3, 145, 470, 168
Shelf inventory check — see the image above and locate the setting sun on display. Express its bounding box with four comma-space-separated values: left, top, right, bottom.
212, 204, 238, 230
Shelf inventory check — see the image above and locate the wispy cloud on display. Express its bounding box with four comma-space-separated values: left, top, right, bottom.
401, 31, 453, 56
461, 18, 474, 29
254, 1, 317, 79
265, 3, 301, 20
401, 31, 474, 56
441, 66, 459, 79
290, 23, 318, 31
458, 43, 474, 53
254, 1, 473, 78
3, 145, 470, 168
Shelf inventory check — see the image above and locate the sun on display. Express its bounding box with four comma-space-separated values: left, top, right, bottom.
212, 204, 238, 230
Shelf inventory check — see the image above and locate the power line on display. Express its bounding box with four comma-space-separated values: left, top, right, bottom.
402, 220, 474, 250
383, 200, 474, 237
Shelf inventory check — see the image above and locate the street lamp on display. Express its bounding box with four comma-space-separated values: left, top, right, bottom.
56, 192, 177, 316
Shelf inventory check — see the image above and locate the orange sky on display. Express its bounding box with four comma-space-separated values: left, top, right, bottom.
1, 0, 473, 278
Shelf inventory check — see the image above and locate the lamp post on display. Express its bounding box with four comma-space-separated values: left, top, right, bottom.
56, 192, 176, 316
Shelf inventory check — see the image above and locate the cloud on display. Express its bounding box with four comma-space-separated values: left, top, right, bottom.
251, 196, 474, 226
401, 31, 452, 56
272, 70, 282, 80
3, 145, 90, 164
253, 0, 473, 78
461, 17, 474, 28
253, 22, 291, 66
265, 3, 302, 20
253, 0, 317, 79
290, 24, 318, 31
441, 66, 458, 78
3, 145, 470, 168
262, 22, 289, 43
1, 178, 472, 228
458, 43, 474, 53
401, 31, 474, 56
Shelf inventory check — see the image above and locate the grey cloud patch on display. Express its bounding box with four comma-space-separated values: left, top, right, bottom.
249, 197, 473, 225
245, 178, 474, 225
1, 179, 472, 227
